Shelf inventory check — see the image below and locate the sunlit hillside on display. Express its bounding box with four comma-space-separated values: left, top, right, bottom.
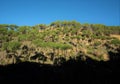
0, 21, 120, 65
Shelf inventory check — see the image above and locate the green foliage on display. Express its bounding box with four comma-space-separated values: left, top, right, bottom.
18, 26, 30, 34
107, 26, 120, 34
2, 41, 21, 51
91, 35, 108, 40
36, 24, 47, 30
9, 24, 18, 31
94, 41, 101, 46
2, 42, 9, 50
50, 42, 72, 50
110, 39, 120, 45
82, 30, 92, 37
18, 35, 27, 41
33, 40, 72, 50
50, 20, 81, 28
32, 39, 44, 47
0, 21, 120, 65
0, 25, 8, 35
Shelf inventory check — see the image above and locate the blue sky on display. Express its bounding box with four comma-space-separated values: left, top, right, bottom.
0, 0, 120, 26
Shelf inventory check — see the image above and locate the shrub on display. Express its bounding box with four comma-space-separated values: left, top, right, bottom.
110, 39, 120, 45
94, 41, 101, 46
2, 41, 21, 51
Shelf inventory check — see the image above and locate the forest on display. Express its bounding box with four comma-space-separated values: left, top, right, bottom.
0, 21, 120, 65
0, 21, 120, 84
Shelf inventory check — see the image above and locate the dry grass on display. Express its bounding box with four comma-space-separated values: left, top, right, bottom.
110, 34, 120, 40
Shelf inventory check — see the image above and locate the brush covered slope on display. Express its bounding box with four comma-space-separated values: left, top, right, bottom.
0, 21, 120, 65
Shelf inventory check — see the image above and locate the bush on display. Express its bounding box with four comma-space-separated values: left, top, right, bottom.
2, 41, 21, 51
94, 41, 101, 46
110, 39, 120, 45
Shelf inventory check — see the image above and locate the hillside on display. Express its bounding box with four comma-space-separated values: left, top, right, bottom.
0, 21, 120, 65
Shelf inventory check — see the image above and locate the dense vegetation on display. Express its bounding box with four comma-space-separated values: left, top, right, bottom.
0, 21, 120, 65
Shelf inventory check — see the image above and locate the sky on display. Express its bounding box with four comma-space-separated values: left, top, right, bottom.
0, 0, 120, 26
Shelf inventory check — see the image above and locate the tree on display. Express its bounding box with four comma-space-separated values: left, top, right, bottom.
2, 41, 21, 52
2, 41, 21, 64
35, 24, 47, 30
9, 24, 18, 31
18, 26, 30, 34
50, 21, 61, 27
71, 20, 81, 28
0, 24, 9, 47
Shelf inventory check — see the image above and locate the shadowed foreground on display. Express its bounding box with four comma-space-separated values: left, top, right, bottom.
0, 57, 120, 84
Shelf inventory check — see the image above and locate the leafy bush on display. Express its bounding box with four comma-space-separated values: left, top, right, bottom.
2, 41, 21, 51
110, 39, 120, 45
